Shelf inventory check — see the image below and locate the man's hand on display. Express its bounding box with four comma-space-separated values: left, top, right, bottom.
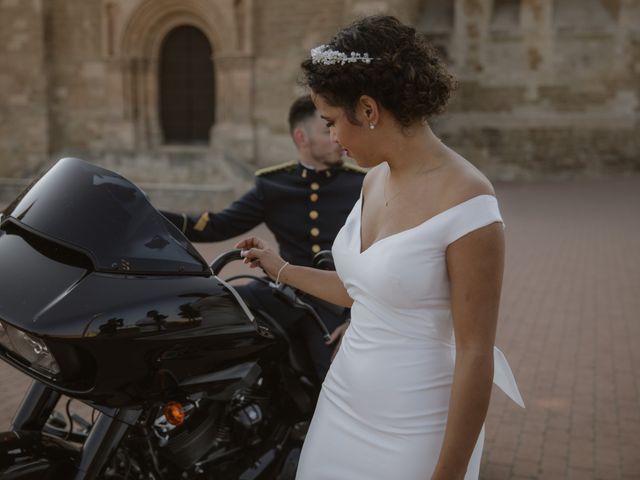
326, 321, 349, 360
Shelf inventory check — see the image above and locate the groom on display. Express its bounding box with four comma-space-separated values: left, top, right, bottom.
161, 95, 365, 379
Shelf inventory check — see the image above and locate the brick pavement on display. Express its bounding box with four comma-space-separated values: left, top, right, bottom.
1, 176, 639, 479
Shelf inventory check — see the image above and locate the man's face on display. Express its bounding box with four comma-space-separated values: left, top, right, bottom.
302, 111, 344, 169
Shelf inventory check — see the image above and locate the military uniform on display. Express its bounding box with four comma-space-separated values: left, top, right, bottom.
161, 161, 365, 379
163, 161, 365, 267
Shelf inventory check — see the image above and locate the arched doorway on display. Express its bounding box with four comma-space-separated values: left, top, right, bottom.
159, 26, 215, 144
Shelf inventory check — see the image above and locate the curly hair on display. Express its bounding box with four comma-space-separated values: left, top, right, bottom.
301, 15, 456, 128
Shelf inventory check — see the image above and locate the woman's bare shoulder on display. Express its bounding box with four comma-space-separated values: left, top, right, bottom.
438, 156, 495, 209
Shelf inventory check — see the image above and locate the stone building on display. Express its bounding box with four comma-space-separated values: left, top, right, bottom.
0, 0, 638, 210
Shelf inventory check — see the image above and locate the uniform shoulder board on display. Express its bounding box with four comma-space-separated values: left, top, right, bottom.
255, 161, 298, 176
339, 163, 368, 174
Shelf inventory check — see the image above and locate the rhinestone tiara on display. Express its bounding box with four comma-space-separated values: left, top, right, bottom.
310, 45, 374, 66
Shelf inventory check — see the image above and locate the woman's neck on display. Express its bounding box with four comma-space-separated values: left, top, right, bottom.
384, 123, 446, 179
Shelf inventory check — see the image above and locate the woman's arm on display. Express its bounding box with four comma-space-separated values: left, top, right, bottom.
432, 222, 504, 479
235, 237, 353, 308
280, 265, 353, 308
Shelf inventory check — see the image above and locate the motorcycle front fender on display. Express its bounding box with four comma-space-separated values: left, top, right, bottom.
0, 430, 79, 479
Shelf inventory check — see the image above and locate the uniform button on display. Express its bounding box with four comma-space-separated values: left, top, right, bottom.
310, 193, 319, 202
312, 244, 321, 253
310, 182, 320, 191
310, 227, 320, 237
309, 210, 319, 220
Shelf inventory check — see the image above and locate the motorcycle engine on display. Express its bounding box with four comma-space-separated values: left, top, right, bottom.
161, 383, 267, 470
161, 400, 222, 470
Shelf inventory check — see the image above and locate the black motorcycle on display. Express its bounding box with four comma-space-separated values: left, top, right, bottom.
0, 157, 330, 479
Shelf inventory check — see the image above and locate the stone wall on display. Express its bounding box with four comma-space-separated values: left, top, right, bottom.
0, 0, 639, 209
252, 0, 345, 167
414, 0, 640, 178
0, 0, 49, 177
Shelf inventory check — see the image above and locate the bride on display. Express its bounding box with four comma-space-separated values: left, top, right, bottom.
237, 15, 524, 480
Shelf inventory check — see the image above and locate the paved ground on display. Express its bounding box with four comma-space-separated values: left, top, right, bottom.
1, 176, 639, 479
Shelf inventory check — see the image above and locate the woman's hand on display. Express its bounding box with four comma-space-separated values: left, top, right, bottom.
235, 236, 287, 281
236, 237, 353, 308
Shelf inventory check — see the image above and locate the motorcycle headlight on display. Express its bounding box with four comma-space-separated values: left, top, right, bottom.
0, 321, 61, 376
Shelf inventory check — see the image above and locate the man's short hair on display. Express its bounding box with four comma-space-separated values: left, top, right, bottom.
288, 95, 316, 134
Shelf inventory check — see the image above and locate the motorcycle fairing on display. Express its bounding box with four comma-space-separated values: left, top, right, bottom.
1, 157, 209, 275
0, 158, 282, 406
1, 268, 280, 405
0, 226, 88, 332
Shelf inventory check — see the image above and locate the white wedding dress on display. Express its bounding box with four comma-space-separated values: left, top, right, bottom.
295, 194, 524, 479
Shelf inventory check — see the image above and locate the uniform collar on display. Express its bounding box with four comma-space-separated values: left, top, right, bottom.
298, 162, 336, 180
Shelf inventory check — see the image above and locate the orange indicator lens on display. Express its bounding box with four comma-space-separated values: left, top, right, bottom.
163, 401, 185, 426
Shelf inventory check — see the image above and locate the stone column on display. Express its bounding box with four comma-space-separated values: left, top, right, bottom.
122, 56, 158, 150
0, 0, 50, 177
451, 0, 491, 76
521, 0, 554, 100
211, 53, 256, 165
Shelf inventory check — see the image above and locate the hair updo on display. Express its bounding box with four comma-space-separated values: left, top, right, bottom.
301, 15, 456, 128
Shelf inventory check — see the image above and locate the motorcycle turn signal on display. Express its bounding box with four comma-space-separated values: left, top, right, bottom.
163, 401, 186, 426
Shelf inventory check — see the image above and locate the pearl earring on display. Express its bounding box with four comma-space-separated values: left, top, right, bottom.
369, 123, 375, 130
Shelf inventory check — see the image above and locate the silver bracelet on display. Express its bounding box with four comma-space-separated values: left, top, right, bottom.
275, 261, 290, 287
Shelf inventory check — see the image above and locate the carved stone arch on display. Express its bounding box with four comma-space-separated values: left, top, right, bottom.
120, 0, 253, 152
121, 0, 230, 57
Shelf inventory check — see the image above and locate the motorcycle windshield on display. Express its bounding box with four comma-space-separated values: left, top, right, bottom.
1, 157, 210, 275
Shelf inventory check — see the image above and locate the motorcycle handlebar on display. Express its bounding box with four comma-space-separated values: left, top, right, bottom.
211, 249, 333, 343
210, 249, 243, 276
212, 248, 337, 276
271, 284, 332, 343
